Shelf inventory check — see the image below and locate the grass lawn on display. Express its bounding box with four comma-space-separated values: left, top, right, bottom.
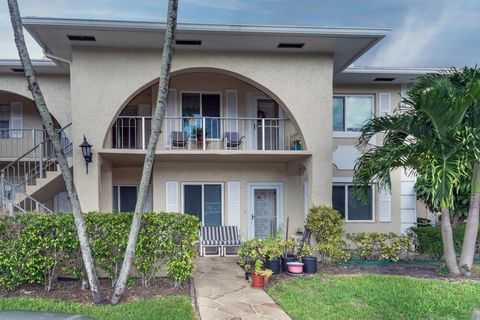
268, 274, 480, 320
0, 295, 194, 320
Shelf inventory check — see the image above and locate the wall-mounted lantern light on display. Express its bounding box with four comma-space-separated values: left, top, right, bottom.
79, 135, 92, 174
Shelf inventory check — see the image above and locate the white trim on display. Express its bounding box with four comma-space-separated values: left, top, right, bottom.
247, 181, 284, 240
227, 181, 241, 228
165, 181, 179, 212
332, 94, 374, 136
333, 182, 375, 222
181, 182, 224, 226
332, 177, 353, 183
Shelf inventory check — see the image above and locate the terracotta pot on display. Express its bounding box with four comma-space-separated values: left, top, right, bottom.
251, 273, 265, 288
287, 262, 304, 274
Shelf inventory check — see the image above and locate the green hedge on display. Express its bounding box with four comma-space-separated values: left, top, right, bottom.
409, 226, 477, 260
0, 212, 200, 292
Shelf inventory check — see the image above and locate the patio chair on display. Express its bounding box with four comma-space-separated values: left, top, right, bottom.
170, 131, 188, 149
223, 132, 245, 150
199, 226, 243, 257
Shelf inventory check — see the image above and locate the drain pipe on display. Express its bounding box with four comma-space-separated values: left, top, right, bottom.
43, 50, 71, 66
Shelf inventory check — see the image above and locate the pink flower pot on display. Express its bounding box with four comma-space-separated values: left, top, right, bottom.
287, 262, 304, 274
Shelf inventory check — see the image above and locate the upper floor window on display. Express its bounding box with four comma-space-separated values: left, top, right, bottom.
333, 95, 373, 133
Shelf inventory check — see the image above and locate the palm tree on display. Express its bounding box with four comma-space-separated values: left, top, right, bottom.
353, 71, 480, 274
8, 0, 102, 302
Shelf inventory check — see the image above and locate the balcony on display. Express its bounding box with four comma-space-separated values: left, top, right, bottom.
0, 129, 49, 161
111, 116, 304, 151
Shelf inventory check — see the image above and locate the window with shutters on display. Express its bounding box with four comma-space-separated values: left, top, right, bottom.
333, 95, 374, 133
332, 184, 374, 221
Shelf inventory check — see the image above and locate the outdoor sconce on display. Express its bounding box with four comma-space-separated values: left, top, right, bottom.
79, 135, 93, 174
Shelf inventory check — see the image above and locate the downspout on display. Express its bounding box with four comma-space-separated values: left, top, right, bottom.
43, 50, 71, 66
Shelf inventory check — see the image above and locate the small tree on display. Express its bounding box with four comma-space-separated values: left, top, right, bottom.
111, 0, 179, 304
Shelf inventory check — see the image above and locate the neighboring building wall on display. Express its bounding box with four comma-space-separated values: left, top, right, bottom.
0, 74, 71, 127
332, 84, 426, 233
70, 47, 333, 213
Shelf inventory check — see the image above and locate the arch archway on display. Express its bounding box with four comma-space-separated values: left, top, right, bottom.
102, 67, 306, 150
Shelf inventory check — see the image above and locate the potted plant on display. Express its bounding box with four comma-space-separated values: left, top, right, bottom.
238, 239, 263, 280
263, 237, 283, 274
297, 242, 317, 274
251, 260, 273, 288
194, 127, 204, 141
281, 239, 297, 272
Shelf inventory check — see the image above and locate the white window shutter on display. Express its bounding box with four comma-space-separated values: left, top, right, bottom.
10, 102, 23, 138
165, 181, 179, 212
165, 89, 177, 148
226, 90, 238, 132
227, 181, 241, 228
379, 93, 391, 116
379, 187, 392, 222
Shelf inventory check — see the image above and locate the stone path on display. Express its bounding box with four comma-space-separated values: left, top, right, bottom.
194, 257, 292, 320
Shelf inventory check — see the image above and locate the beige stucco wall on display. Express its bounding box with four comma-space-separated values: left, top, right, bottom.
98, 160, 307, 239
70, 47, 333, 213
0, 74, 71, 127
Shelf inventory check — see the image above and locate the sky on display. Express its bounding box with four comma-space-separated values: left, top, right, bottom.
0, 0, 479, 68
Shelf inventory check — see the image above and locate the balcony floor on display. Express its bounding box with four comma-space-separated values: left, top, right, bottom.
98, 148, 311, 165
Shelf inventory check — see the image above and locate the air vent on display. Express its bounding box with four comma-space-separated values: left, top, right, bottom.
11, 68, 24, 73
374, 77, 396, 82
176, 40, 202, 45
277, 43, 304, 49
67, 35, 96, 41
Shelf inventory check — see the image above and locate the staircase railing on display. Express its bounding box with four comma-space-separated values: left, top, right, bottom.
0, 123, 72, 214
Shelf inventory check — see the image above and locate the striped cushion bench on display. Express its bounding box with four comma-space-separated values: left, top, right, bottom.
199, 226, 242, 256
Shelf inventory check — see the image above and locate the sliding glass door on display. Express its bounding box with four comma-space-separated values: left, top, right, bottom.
183, 183, 223, 226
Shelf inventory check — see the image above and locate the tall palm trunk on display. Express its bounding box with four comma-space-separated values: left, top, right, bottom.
111, 0, 178, 305
459, 161, 480, 273
8, 0, 102, 304
441, 208, 460, 274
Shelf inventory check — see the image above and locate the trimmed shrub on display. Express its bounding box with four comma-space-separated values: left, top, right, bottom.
306, 205, 350, 263
409, 226, 474, 259
0, 212, 200, 293
347, 232, 412, 262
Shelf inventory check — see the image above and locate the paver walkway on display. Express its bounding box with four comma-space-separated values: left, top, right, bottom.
194, 257, 292, 320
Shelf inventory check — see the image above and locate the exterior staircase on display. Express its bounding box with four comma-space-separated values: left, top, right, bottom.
0, 124, 72, 215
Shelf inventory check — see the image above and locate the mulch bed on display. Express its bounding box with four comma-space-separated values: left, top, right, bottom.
266, 261, 480, 289
2, 278, 190, 305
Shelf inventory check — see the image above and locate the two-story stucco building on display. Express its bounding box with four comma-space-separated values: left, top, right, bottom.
0, 17, 434, 239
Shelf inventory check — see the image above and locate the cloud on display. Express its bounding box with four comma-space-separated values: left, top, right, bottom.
369, 0, 479, 67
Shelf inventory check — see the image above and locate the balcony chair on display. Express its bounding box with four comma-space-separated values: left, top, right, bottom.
223, 132, 245, 150
170, 131, 188, 149
199, 225, 243, 257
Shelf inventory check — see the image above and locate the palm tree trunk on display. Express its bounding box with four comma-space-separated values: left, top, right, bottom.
459, 161, 480, 274
8, 0, 102, 304
110, 0, 178, 305
441, 208, 460, 274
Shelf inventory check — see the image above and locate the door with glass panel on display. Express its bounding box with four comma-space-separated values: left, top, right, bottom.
183, 183, 222, 226
248, 183, 283, 239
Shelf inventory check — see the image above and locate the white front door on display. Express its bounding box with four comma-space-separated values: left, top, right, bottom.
248, 183, 284, 239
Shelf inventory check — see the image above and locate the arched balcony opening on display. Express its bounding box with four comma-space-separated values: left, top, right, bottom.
104, 69, 305, 152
